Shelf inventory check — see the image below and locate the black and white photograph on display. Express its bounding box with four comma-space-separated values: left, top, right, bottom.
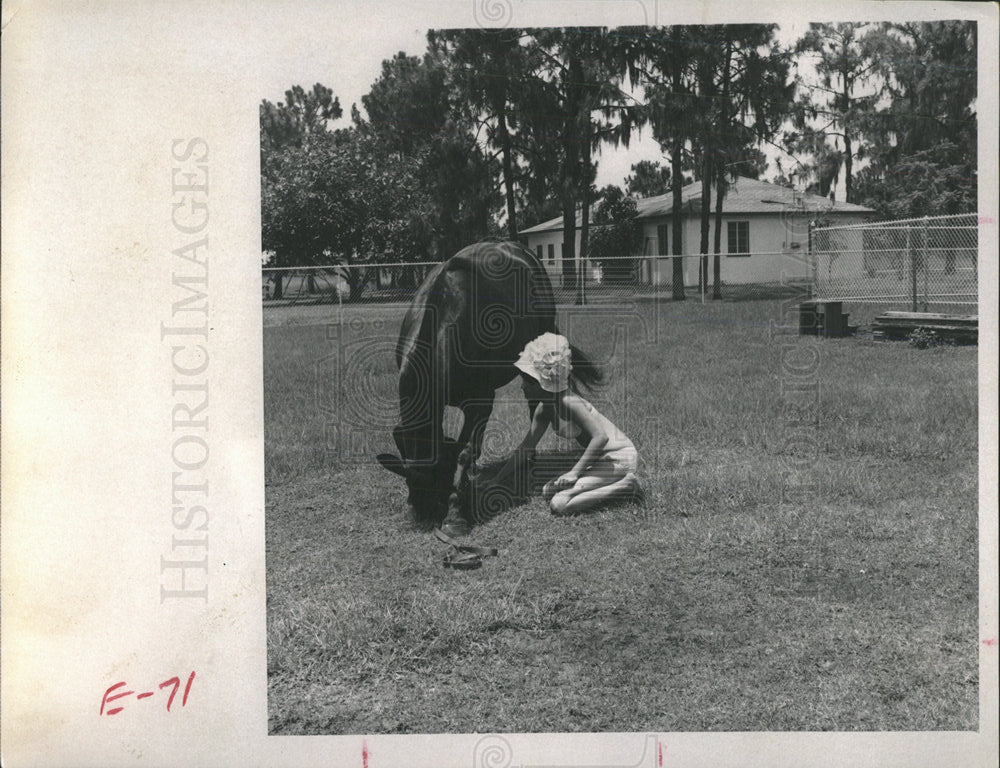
261, 8, 987, 738
2, 1, 997, 766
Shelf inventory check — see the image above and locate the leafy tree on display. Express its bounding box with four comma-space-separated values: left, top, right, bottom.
865, 21, 976, 158
514, 61, 573, 240
428, 29, 537, 239
512, 87, 561, 234
854, 21, 977, 217
355, 50, 499, 259
639, 25, 792, 298
260, 83, 342, 151
588, 185, 643, 283
707, 25, 793, 297
683, 25, 728, 294
420, 120, 499, 257
261, 129, 434, 300
855, 141, 975, 219
260, 83, 346, 298
358, 52, 450, 156
788, 23, 880, 202
525, 28, 642, 303
625, 160, 671, 198
636, 25, 703, 299
522, 29, 588, 296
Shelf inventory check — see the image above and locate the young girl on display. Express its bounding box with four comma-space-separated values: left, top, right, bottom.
513, 333, 641, 516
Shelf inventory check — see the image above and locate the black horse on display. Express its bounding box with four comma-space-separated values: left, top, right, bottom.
376, 240, 598, 535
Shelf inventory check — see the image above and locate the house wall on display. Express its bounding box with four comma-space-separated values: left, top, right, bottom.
524, 228, 582, 281
526, 211, 868, 288
639, 213, 867, 286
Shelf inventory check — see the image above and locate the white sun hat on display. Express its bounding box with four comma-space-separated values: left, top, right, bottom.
514, 332, 572, 392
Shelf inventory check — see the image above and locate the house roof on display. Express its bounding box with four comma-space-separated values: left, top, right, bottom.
519, 176, 874, 235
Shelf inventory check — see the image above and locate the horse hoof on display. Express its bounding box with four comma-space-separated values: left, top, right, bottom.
440, 516, 470, 538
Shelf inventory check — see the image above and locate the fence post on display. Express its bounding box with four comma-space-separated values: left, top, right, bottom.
808, 220, 816, 298
922, 216, 929, 311
907, 225, 916, 312
700, 254, 706, 304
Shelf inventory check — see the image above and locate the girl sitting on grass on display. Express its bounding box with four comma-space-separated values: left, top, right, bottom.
513, 332, 641, 516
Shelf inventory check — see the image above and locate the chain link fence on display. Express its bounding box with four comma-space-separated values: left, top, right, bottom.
262, 215, 980, 320
811, 213, 978, 310
262, 251, 817, 320
262, 262, 439, 305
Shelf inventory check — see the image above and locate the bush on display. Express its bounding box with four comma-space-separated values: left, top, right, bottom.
589, 186, 643, 283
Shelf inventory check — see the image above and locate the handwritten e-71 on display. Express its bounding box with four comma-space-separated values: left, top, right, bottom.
161, 138, 210, 602
100, 672, 196, 716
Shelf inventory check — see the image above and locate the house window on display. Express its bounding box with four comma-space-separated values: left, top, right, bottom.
656, 224, 669, 255
547, 243, 555, 264
536, 244, 543, 263
727, 221, 750, 255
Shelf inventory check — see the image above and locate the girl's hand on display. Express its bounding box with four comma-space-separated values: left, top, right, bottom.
555, 471, 579, 489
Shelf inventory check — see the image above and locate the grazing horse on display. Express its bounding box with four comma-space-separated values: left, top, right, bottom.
377, 240, 576, 535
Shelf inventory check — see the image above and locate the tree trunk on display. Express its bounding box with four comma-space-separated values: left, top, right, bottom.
497, 102, 519, 240
577, 138, 591, 305
699, 153, 712, 297
713, 36, 731, 300
842, 72, 853, 203
843, 131, 853, 204
347, 266, 368, 302
560, 54, 583, 293
670, 140, 685, 300
713, 163, 725, 300
272, 274, 283, 300
561, 203, 576, 291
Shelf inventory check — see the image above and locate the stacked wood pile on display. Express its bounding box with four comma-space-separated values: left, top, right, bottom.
872, 311, 978, 345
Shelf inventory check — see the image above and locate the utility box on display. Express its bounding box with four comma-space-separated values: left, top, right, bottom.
800, 301, 853, 338
799, 301, 820, 335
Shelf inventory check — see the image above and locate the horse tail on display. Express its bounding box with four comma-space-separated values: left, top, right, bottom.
569, 343, 603, 392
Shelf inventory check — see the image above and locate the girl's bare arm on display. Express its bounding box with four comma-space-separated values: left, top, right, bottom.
517, 402, 551, 453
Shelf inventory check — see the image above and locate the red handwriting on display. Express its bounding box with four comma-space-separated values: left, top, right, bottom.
101, 672, 195, 715
984, 638, 998, 647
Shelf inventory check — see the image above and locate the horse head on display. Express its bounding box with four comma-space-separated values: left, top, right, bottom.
377, 426, 461, 521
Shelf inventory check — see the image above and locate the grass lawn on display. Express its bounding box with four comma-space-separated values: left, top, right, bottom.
264, 298, 978, 734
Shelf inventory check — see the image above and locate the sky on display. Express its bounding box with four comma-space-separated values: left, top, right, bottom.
256, 15, 819, 204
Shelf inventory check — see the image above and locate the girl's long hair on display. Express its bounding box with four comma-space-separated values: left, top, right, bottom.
569, 343, 603, 392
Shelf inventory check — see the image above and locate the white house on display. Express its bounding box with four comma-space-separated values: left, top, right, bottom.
519, 176, 874, 288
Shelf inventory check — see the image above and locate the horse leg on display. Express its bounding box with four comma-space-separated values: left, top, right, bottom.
457, 401, 495, 478
440, 399, 494, 536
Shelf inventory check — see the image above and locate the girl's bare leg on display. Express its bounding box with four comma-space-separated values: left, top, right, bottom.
550, 472, 640, 516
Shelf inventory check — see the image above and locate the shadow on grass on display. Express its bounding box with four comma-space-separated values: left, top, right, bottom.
391, 451, 582, 534
402, 449, 643, 533
466, 449, 645, 527
456, 450, 579, 527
